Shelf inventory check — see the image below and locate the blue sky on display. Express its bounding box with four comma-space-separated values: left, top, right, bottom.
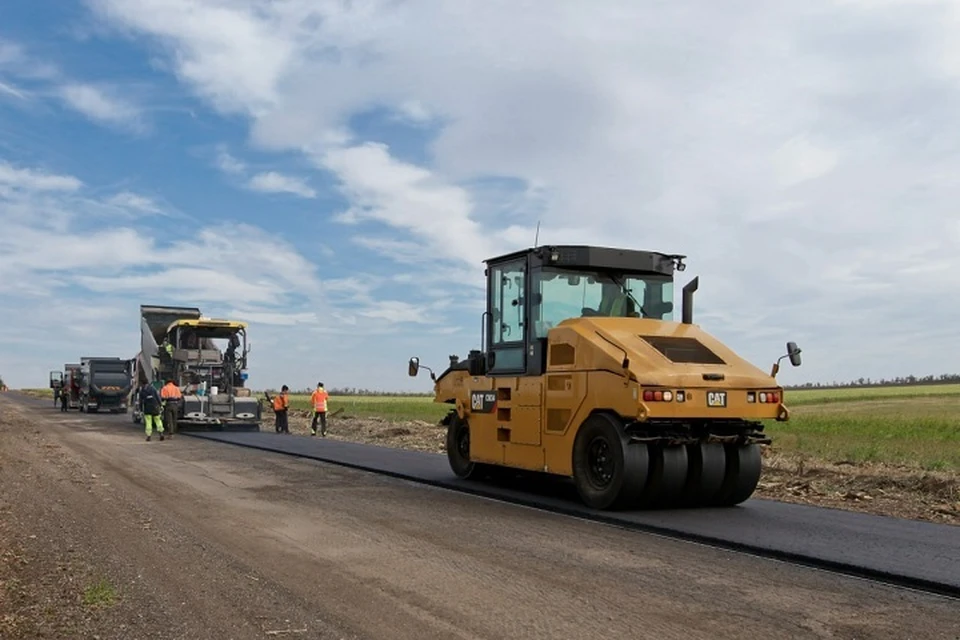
1, 0, 959, 391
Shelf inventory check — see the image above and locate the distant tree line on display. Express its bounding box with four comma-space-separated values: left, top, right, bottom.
783, 373, 960, 390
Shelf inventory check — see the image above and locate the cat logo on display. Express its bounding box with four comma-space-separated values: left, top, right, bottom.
706, 391, 727, 408
470, 391, 497, 413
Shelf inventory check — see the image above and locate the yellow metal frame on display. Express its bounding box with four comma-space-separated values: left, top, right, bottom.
166, 318, 248, 331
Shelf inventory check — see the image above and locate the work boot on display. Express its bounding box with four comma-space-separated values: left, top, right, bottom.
159, 434, 165, 441
146, 435, 151, 442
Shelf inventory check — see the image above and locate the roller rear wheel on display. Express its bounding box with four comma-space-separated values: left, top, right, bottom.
708, 443, 762, 506
634, 444, 689, 509
572, 413, 649, 510
677, 443, 727, 506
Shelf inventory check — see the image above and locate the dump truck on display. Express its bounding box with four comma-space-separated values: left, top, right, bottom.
77, 357, 133, 413
131, 304, 261, 430
408, 244, 802, 511
62, 363, 81, 410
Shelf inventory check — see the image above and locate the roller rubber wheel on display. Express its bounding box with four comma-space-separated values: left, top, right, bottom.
708, 443, 762, 506
677, 443, 727, 507
635, 444, 689, 509
572, 413, 649, 510
446, 413, 478, 479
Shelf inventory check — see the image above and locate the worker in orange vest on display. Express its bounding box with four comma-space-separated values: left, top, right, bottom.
310, 382, 329, 436
271, 385, 290, 433
160, 379, 183, 436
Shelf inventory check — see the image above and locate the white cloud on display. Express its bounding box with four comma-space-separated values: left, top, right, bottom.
0, 80, 26, 100
394, 100, 433, 124
0, 161, 83, 192
216, 148, 246, 175
59, 82, 143, 130
0, 38, 58, 80
0, 159, 455, 390
0, 38, 146, 132
0, 162, 441, 389
105, 191, 162, 214
226, 309, 320, 326
350, 237, 431, 265
2, 0, 951, 389
247, 170, 316, 198
75, 268, 280, 304
358, 300, 443, 325
772, 135, 840, 187
0, 40, 21, 66
319, 142, 497, 266
87, 0, 295, 116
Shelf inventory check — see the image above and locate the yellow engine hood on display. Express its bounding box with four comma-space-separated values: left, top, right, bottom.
554, 317, 776, 389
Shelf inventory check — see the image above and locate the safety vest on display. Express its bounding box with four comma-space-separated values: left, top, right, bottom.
161, 383, 182, 400
272, 393, 288, 411
311, 388, 328, 412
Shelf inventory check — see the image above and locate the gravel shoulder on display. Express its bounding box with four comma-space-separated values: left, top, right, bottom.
2, 393, 959, 639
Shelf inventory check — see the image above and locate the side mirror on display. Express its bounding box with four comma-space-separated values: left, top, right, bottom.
770, 341, 803, 378
787, 341, 802, 367
408, 357, 420, 377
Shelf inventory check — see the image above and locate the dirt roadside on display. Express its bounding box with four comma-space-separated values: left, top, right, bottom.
272, 409, 960, 526
0, 400, 359, 640
2, 394, 960, 639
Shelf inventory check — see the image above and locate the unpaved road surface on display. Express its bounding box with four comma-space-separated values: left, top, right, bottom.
1, 394, 959, 639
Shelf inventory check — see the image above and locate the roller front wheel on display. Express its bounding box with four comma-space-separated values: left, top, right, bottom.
446, 413, 477, 479
572, 414, 649, 510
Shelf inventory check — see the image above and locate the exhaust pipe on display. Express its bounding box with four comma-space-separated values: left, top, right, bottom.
682, 276, 699, 324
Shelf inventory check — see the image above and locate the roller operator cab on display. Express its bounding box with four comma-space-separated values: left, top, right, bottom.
408, 245, 803, 511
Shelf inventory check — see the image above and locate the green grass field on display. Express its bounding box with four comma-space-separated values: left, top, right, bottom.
286, 394, 450, 423
285, 385, 960, 472
767, 385, 960, 471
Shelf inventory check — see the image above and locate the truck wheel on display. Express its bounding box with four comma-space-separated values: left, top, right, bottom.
446, 413, 477, 479
572, 413, 649, 510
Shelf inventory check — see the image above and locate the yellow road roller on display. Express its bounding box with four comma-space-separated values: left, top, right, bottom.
408, 245, 802, 510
